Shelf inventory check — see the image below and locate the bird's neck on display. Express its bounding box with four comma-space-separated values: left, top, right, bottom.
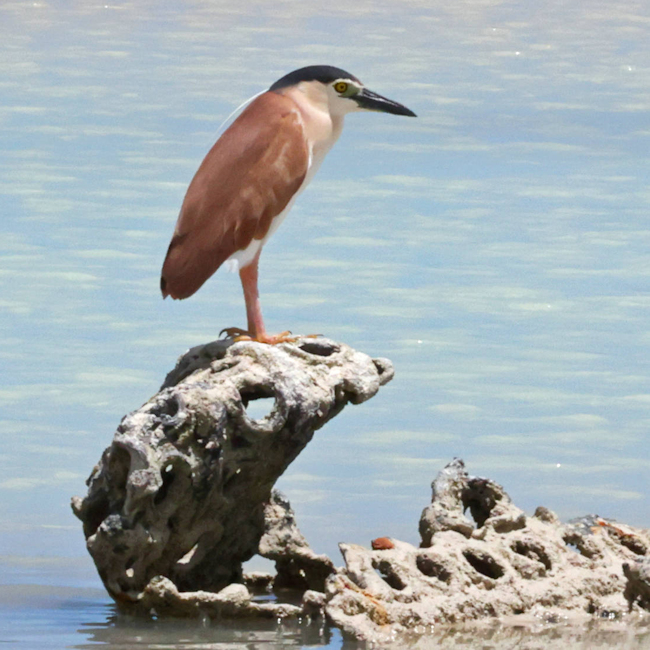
282, 84, 344, 166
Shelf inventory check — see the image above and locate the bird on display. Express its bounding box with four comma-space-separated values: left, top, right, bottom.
161, 65, 416, 344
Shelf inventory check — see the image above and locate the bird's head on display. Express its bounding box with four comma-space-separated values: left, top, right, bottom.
270, 65, 416, 119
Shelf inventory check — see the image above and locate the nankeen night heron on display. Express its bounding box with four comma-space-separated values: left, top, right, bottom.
161, 65, 416, 343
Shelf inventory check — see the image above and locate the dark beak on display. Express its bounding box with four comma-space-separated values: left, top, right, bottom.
353, 88, 416, 117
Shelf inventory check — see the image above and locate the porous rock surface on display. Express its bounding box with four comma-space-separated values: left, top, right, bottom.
71, 337, 392, 607
258, 490, 335, 592
325, 458, 650, 643
71, 335, 650, 643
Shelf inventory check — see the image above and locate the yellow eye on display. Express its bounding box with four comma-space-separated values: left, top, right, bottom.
334, 81, 348, 94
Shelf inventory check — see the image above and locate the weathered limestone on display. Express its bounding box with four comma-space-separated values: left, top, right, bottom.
325, 458, 650, 643
71, 337, 392, 606
71, 335, 649, 643
258, 490, 335, 592
624, 557, 650, 611
137, 488, 334, 619
140, 576, 303, 619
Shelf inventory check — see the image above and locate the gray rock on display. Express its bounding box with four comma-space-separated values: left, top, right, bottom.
71, 337, 392, 606
624, 558, 650, 611
141, 576, 302, 619
302, 589, 327, 616
325, 459, 650, 643
71, 336, 649, 643
259, 490, 335, 591
419, 458, 526, 545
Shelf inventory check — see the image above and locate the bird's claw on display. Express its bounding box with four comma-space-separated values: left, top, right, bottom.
261, 331, 295, 344
218, 328, 320, 345
219, 327, 251, 340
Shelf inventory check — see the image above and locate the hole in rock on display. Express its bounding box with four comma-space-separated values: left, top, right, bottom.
619, 535, 647, 556
511, 540, 552, 570
604, 529, 647, 556
205, 443, 222, 462
150, 396, 182, 429
223, 469, 240, 493
176, 543, 199, 566
161, 396, 180, 418
562, 533, 597, 559
463, 480, 499, 528
243, 555, 276, 574
231, 434, 252, 449
239, 386, 276, 420
415, 554, 451, 583
374, 561, 407, 591
243, 397, 276, 421
463, 550, 504, 579
154, 464, 175, 505
298, 341, 339, 357
108, 446, 131, 493
117, 579, 130, 593
83, 502, 110, 538
373, 359, 387, 376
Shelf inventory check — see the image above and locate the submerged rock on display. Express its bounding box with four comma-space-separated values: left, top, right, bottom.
140, 576, 303, 619
71, 337, 392, 606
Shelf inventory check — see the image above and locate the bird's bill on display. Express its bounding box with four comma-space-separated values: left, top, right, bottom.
353, 88, 416, 117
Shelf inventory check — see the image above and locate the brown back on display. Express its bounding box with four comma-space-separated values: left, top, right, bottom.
161, 92, 309, 299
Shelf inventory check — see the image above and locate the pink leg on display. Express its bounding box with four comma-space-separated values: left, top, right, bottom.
239, 252, 266, 340
227, 253, 296, 344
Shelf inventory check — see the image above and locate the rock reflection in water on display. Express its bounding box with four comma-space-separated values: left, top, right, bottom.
76, 612, 339, 649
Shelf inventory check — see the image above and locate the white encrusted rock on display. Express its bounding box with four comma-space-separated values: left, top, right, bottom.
325, 459, 650, 643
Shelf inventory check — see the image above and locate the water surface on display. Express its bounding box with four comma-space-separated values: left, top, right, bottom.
1, 0, 649, 647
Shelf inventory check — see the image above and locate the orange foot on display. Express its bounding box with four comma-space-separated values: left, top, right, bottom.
219, 327, 298, 345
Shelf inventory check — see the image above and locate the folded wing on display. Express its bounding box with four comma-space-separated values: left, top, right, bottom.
161, 92, 309, 299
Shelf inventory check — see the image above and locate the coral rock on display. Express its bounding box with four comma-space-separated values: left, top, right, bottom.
325, 459, 650, 642
71, 337, 392, 605
141, 576, 302, 619
259, 490, 335, 591
624, 558, 650, 611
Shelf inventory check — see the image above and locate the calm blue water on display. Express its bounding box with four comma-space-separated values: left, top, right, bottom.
1, 0, 649, 647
